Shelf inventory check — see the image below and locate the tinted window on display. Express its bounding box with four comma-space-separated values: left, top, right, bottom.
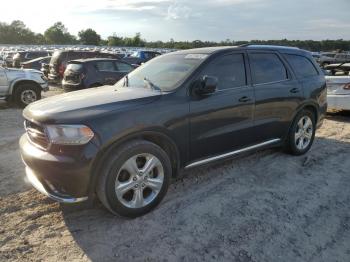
115, 62, 133, 72
250, 53, 288, 84
200, 54, 246, 90
95, 61, 116, 71
285, 54, 318, 78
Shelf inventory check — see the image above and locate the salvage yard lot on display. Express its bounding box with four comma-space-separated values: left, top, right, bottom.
1, 90, 350, 261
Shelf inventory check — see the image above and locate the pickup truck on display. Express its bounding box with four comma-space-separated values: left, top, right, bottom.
122, 50, 161, 65
0, 66, 48, 107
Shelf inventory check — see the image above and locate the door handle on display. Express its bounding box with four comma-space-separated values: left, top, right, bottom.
290, 87, 300, 93
238, 96, 251, 103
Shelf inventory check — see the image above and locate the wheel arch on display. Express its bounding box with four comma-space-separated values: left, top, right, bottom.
285, 102, 319, 141
88, 129, 181, 196
10, 79, 41, 95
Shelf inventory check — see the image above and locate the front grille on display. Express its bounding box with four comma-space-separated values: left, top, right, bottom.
24, 120, 49, 150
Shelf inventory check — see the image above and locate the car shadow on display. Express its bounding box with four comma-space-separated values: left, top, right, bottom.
326, 110, 350, 123
61, 136, 350, 262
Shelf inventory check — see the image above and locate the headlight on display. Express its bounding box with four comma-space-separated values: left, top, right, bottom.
45, 125, 94, 145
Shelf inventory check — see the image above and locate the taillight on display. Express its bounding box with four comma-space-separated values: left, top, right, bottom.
58, 64, 65, 77
343, 83, 350, 90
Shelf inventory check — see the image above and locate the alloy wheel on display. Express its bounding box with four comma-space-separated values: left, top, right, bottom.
115, 153, 164, 209
295, 115, 313, 150
21, 90, 37, 105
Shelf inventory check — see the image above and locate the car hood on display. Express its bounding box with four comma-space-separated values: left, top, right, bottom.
6, 68, 42, 74
23, 85, 162, 123
5, 68, 42, 78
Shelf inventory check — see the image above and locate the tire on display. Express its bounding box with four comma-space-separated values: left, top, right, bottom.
285, 109, 316, 155
96, 140, 171, 218
13, 83, 41, 108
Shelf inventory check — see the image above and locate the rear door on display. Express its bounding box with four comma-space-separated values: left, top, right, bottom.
248, 51, 303, 142
189, 52, 256, 161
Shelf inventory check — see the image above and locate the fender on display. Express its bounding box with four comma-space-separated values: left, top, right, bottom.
88, 127, 181, 196
9, 78, 42, 95
283, 100, 320, 141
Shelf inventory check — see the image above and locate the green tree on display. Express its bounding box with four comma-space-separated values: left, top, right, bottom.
107, 33, 124, 46
78, 28, 101, 45
44, 22, 76, 44
0, 20, 36, 44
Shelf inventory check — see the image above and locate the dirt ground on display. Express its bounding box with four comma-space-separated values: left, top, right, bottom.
1, 90, 350, 262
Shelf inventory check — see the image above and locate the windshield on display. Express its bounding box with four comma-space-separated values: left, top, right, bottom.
114, 53, 207, 92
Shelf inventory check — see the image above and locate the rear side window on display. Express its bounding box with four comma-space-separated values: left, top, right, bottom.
200, 54, 246, 90
115, 62, 133, 72
95, 61, 116, 72
249, 53, 288, 84
285, 54, 318, 78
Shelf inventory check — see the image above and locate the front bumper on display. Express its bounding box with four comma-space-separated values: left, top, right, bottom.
40, 81, 49, 92
20, 134, 99, 203
327, 94, 350, 110
26, 167, 88, 203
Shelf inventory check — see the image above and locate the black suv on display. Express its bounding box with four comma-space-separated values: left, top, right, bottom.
20, 45, 327, 217
62, 58, 134, 92
48, 50, 118, 84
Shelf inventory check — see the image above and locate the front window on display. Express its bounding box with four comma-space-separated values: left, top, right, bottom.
114, 53, 207, 92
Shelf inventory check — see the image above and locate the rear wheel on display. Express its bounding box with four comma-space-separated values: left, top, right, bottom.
285, 109, 316, 155
96, 140, 171, 217
13, 83, 41, 108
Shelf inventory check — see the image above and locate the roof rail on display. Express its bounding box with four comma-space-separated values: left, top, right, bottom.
243, 44, 300, 50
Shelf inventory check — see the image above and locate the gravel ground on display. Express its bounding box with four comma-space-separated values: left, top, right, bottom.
0, 90, 350, 261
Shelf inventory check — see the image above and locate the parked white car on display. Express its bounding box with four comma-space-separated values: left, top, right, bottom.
0, 66, 48, 107
326, 66, 350, 110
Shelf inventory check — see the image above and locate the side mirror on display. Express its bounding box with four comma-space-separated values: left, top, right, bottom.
194, 75, 218, 95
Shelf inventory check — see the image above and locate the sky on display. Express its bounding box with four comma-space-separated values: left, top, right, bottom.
1, 0, 350, 41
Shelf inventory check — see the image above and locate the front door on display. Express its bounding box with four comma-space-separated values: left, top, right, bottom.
189, 52, 255, 162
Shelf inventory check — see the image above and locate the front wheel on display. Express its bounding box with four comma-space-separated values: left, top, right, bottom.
285, 109, 316, 155
13, 83, 41, 108
96, 140, 171, 217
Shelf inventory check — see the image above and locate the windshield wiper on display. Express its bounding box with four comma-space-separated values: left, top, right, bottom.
143, 77, 161, 92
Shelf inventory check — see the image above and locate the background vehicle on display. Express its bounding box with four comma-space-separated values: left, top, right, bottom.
325, 64, 350, 111
122, 50, 161, 65
48, 50, 119, 84
319, 52, 350, 67
12, 51, 52, 68
21, 56, 51, 71
0, 66, 48, 107
4, 51, 17, 67
62, 58, 134, 91
20, 45, 327, 217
